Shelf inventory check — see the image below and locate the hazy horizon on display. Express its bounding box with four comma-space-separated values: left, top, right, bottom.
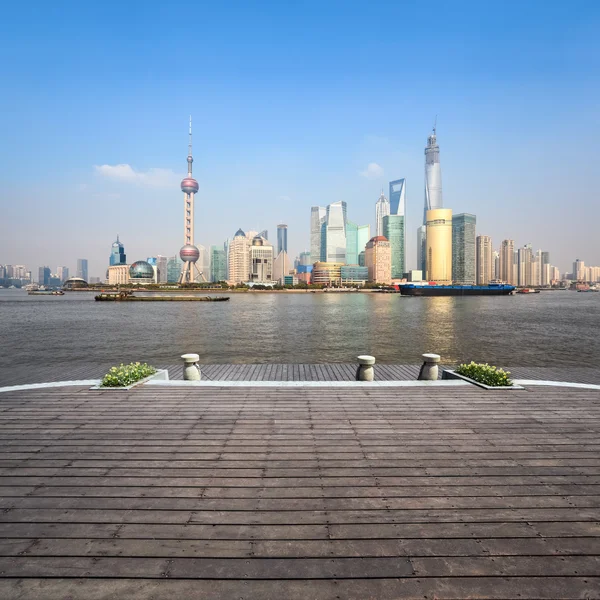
2, 1, 599, 279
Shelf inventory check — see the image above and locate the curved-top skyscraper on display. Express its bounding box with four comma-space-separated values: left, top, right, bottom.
423, 126, 443, 224
178, 117, 202, 284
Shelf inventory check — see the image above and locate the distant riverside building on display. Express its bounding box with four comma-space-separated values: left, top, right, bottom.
341, 265, 368, 285
573, 259, 585, 281
108, 265, 129, 285
416, 225, 426, 274
48, 275, 62, 288
156, 255, 168, 283
499, 239, 516, 284
76, 259, 88, 282
228, 229, 250, 284
346, 221, 358, 265
277, 224, 288, 255
109, 236, 126, 266
383, 214, 405, 279
38, 266, 50, 286
425, 208, 452, 283
493, 251, 500, 281
325, 201, 347, 263
57, 266, 69, 283
312, 262, 343, 286
249, 236, 274, 284
273, 250, 290, 284
518, 244, 533, 287
375, 191, 390, 237
452, 214, 476, 284
365, 236, 392, 285
210, 246, 227, 282
541, 251, 550, 286
476, 235, 493, 285
310, 206, 327, 263
89, 277, 101, 284
166, 257, 182, 283
297, 251, 312, 283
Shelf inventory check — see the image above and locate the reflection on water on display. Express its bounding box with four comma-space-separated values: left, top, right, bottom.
1, 289, 599, 368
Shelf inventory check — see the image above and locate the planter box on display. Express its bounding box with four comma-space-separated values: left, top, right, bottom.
442, 369, 524, 390
90, 369, 169, 390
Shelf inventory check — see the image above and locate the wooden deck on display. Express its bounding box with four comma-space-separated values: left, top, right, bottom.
0, 384, 598, 598
1, 362, 599, 387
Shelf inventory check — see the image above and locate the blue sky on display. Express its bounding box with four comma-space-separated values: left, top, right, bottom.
1, 0, 599, 278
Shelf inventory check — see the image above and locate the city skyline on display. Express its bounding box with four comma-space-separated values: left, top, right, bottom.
1, 3, 599, 276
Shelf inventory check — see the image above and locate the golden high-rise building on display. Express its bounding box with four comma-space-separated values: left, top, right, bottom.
499, 239, 515, 284
425, 209, 452, 283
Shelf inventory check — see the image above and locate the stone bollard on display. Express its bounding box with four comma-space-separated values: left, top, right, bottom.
356, 355, 376, 381
418, 353, 440, 380
181, 353, 201, 381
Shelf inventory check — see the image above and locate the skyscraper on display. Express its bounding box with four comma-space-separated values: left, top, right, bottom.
541, 251, 550, 286
38, 266, 50, 286
518, 244, 533, 286
228, 228, 250, 284
418, 125, 443, 273
166, 256, 182, 283
57, 266, 69, 283
325, 201, 347, 263
452, 214, 476, 284
375, 191, 390, 237
476, 235, 493, 285
345, 221, 359, 265
210, 246, 227, 283
109, 235, 126, 266
424, 126, 443, 222
357, 225, 371, 257
425, 209, 452, 283
250, 236, 274, 283
573, 259, 585, 281
383, 215, 405, 279
277, 224, 288, 255
178, 117, 203, 284
389, 179, 406, 216
499, 240, 515, 284
156, 255, 168, 283
310, 206, 327, 263
76, 259, 88, 282
365, 236, 391, 285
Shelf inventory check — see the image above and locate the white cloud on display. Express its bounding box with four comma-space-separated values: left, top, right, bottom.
94, 164, 179, 188
359, 162, 384, 179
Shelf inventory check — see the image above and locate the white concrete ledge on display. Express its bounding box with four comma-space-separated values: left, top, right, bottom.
512, 379, 600, 390
144, 379, 470, 388
0, 380, 101, 394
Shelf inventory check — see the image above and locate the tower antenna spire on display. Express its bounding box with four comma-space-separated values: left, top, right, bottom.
433, 115, 437, 135
188, 115, 193, 157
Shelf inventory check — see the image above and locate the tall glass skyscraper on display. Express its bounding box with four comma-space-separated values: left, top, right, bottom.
109, 236, 126, 266
76, 259, 88, 282
357, 225, 371, 258
424, 128, 443, 222
346, 221, 358, 265
210, 246, 227, 282
452, 213, 476, 284
310, 206, 327, 263
383, 215, 405, 278
325, 201, 347, 263
277, 224, 288, 255
375, 192, 389, 237
389, 179, 406, 216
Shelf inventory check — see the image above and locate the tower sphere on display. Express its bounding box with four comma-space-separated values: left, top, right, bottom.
181, 177, 199, 194
179, 244, 200, 263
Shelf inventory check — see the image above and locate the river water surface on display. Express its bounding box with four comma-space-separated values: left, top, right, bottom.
1, 289, 598, 374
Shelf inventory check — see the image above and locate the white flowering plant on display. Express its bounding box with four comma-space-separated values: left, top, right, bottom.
100, 362, 157, 387
455, 362, 512, 387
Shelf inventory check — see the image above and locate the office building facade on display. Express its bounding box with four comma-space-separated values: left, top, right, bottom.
476, 235, 493, 285
310, 206, 327, 263
383, 215, 405, 279
277, 224, 288, 255
210, 246, 227, 282
365, 236, 392, 285
228, 229, 250, 284
76, 259, 88, 282
452, 213, 476, 284
425, 209, 452, 283
499, 239, 515, 284
325, 201, 347, 263
375, 191, 390, 237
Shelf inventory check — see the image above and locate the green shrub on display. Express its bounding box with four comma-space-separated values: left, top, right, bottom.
101, 362, 157, 387
455, 362, 512, 387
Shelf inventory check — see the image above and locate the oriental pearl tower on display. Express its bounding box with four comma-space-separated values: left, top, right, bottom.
178, 116, 205, 284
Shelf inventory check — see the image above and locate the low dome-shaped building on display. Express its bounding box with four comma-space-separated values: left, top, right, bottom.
62, 277, 88, 290
129, 261, 155, 284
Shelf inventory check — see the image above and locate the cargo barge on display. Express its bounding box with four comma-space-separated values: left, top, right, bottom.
399, 283, 515, 296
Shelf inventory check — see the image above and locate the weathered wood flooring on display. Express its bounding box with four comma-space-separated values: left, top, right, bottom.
1, 363, 599, 387
0, 384, 598, 598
